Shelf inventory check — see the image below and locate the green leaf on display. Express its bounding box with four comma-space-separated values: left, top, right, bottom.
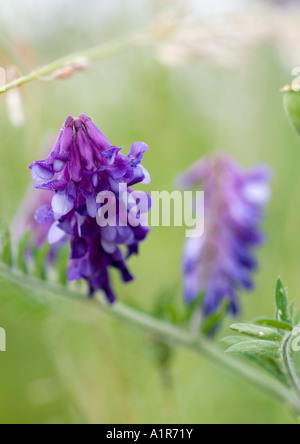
54, 245, 70, 286
185, 292, 204, 321
225, 340, 281, 359
230, 323, 283, 342
221, 336, 252, 346
275, 278, 292, 325
1, 230, 13, 267
153, 288, 179, 323
244, 354, 287, 386
201, 300, 231, 335
222, 334, 287, 384
17, 232, 31, 274
32, 243, 51, 280
253, 317, 293, 332
222, 337, 288, 384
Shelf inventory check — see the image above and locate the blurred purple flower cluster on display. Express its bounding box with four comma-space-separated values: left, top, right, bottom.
29, 115, 151, 302
180, 155, 271, 316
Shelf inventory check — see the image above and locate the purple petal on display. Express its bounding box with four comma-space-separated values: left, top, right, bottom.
51, 151, 70, 162
50, 129, 63, 157
67, 262, 82, 281
35, 205, 54, 224
29, 162, 54, 182
58, 217, 74, 236
116, 226, 135, 245
70, 236, 88, 259
101, 239, 117, 254
48, 221, 66, 245
34, 179, 68, 192
129, 142, 149, 166
86, 195, 97, 218
127, 166, 146, 186
52, 192, 74, 218
120, 267, 134, 283
106, 157, 129, 180
79, 114, 111, 150
74, 119, 95, 170
242, 181, 271, 206
60, 116, 74, 153
101, 225, 117, 243
66, 180, 77, 201
140, 165, 151, 185
92, 173, 98, 188
53, 159, 66, 173
101, 146, 122, 164
69, 140, 82, 183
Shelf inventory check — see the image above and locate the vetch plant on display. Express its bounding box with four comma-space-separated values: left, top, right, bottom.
29, 115, 151, 302
1, 18, 300, 422
223, 278, 300, 398
179, 155, 271, 333
2, 133, 300, 417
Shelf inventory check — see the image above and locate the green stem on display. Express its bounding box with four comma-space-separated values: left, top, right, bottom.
0, 28, 157, 95
0, 262, 300, 416
283, 334, 300, 398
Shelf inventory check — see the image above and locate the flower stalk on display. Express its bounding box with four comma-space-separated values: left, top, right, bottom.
0, 31, 148, 94
0, 261, 299, 417
0, 19, 177, 95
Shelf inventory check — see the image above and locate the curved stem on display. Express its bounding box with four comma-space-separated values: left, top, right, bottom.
0, 262, 300, 416
283, 334, 300, 398
0, 25, 167, 95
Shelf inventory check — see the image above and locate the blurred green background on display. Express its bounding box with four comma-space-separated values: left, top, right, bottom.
0, 0, 299, 424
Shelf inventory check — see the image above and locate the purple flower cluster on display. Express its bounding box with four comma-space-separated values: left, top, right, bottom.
12, 188, 56, 248
180, 155, 271, 315
29, 115, 151, 302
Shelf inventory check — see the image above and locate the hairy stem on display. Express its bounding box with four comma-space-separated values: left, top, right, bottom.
283, 334, 300, 398
0, 23, 172, 95
0, 262, 300, 416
